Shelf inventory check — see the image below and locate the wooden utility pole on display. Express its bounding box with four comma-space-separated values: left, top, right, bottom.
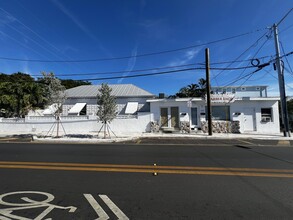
273, 24, 291, 137
205, 48, 212, 136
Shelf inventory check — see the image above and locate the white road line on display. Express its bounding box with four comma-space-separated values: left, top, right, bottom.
99, 195, 129, 220
84, 194, 109, 220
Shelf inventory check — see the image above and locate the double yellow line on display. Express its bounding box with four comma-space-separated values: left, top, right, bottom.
0, 161, 293, 178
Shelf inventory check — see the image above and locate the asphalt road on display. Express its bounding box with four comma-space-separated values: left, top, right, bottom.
0, 142, 293, 219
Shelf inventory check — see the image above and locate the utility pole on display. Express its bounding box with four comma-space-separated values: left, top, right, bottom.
205, 48, 212, 136
273, 23, 291, 137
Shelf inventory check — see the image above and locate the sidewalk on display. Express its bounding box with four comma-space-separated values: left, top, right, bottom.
140, 131, 292, 140
0, 131, 292, 144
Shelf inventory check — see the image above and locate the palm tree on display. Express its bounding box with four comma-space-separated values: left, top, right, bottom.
175, 78, 207, 98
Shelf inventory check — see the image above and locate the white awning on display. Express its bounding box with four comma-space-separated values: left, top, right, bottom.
68, 103, 87, 115
125, 102, 138, 114
43, 103, 58, 115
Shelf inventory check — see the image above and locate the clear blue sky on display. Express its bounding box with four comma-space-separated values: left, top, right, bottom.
0, 0, 292, 96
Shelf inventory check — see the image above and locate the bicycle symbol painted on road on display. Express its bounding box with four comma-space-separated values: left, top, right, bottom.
0, 191, 129, 220
0, 191, 76, 220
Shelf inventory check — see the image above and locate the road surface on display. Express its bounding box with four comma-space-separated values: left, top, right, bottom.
0, 141, 293, 219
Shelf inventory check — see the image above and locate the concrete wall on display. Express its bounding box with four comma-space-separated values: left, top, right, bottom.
0, 113, 152, 136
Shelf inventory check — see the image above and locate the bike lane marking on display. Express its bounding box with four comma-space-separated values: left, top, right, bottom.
0, 191, 76, 220
84, 194, 109, 220
99, 195, 129, 220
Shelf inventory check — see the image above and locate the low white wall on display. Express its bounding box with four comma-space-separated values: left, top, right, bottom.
0, 113, 151, 136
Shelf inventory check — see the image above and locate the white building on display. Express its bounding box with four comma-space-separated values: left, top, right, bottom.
148, 86, 280, 134
1, 84, 281, 135
63, 84, 155, 116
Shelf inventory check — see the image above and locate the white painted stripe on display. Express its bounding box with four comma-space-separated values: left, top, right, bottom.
84, 194, 109, 220
99, 195, 129, 220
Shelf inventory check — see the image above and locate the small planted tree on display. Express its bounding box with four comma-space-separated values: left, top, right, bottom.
41, 72, 66, 137
96, 83, 118, 138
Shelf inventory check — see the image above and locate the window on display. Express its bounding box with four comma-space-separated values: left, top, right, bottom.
206, 106, 230, 121
241, 87, 246, 91
261, 108, 272, 122
232, 88, 236, 93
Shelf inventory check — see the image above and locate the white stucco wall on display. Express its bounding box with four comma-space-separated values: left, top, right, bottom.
0, 113, 152, 136
230, 100, 280, 134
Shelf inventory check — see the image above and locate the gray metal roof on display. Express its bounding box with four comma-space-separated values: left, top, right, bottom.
65, 84, 155, 98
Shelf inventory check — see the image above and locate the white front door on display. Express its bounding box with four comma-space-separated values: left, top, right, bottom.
243, 108, 256, 132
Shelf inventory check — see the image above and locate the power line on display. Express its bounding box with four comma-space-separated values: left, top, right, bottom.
0, 65, 261, 82
265, 68, 293, 90
277, 8, 293, 26
219, 30, 272, 87
223, 67, 264, 87
31, 63, 197, 77
2, 51, 292, 83
50, 68, 199, 81
59, 66, 262, 81
0, 28, 265, 63
207, 55, 271, 65
30, 64, 257, 77
280, 23, 293, 34
280, 41, 293, 75
211, 30, 270, 84
221, 49, 293, 88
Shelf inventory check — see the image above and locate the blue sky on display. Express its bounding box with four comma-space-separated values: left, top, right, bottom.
0, 0, 292, 96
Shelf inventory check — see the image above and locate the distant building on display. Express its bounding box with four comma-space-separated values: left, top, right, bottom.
211, 85, 267, 97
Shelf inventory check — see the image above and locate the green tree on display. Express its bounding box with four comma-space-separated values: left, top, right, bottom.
96, 83, 118, 138
41, 72, 66, 108
0, 73, 47, 117
175, 78, 207, 98
60, 79, 92, 89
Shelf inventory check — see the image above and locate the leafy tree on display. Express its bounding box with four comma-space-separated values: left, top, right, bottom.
41, 72, 67, 137
0, 73, 46, 117
60, 79, 92, 89
41, 72, 66, 108
96, 83, 118, 138
175, 78, 207, 98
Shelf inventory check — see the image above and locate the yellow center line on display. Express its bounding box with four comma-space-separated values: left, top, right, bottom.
0, 161, 293, 178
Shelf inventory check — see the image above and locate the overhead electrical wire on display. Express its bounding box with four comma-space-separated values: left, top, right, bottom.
264, 68, 293, 90
211, 30, 270, 84
0, 28, 265, 63
30, 63, 197, 77
277, 8, 293, 26
30, 63, 258, 77
1, 52, 292, 83
222, 8, 293, 91
48, 66, 261, 82
280, 41, 293, 76
219, 30, 273, 87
